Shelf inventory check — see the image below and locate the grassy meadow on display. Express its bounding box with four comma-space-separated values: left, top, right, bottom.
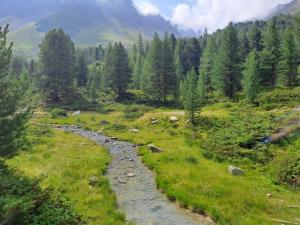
2, 125, 127, 225
34, 88, 300, 225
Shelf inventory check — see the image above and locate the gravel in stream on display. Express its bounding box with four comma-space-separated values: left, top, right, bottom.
61, 126, 214, 225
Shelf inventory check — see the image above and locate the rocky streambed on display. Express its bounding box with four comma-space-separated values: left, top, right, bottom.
60, 126, 214, 225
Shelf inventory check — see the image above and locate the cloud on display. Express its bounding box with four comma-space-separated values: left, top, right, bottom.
171, 0, 291, 33
133, 0, 160, 15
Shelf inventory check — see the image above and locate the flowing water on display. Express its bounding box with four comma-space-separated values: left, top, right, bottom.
60, 126, 214, 225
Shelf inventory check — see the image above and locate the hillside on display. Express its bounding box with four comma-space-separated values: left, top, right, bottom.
2, 0, 180, 57
269, 0, 300, 17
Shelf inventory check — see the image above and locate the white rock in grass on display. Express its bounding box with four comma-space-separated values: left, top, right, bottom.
228, 165, 244, 176
169, 116, 179, 123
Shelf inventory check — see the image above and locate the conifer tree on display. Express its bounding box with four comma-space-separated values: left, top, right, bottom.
76, 54, 88, 86
260, 18, 280, 86
199, 38, 216, 93
277, 27, 298, 87
39, 29, 76, 102
242, 50, 261, 104
147, 33, 164, 101
162, 33, 177, 101
249, 25, 263, 51
132, 34, 145, 89
104, 43, 131, 100
0, 25, 30, 155
180, 69, 203, 124
212, 22, 241, 98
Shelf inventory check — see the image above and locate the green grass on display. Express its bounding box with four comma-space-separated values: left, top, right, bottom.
5, 125, 127, 225
34, 88, 300, 225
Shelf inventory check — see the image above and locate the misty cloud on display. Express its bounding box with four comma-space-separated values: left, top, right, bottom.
171, 0, 291, 32
133, 0, 160, 15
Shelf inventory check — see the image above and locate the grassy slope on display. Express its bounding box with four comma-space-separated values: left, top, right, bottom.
6, 125, 127, 225
36, 89, 300, 225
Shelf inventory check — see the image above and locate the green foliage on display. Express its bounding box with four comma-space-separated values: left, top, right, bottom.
276, 154, 300, 187
212, 23, 241, 98
242, 50, 261, 103
39, 29, 77, 103
260, 18, 280, 87
0, 161, 82, 225
0, 25, 31, 156
123, 104, 151, 120
180, 69, 203, 124
103, 42, 131, 100
50, 108, 67, 118
278, 27, 298, 87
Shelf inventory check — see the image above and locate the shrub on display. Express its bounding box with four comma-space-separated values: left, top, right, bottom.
123, 105, 151, 120
276, 155, 300, 188
50, 108, 67, 118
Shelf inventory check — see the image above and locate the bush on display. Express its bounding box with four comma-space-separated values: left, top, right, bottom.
50, 108, 67, 118
123, 105, 151, 120
276, 155, 300, 188
0, 161, 83, 225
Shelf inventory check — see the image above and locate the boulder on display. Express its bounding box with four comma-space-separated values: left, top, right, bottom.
152, 120, 159, 125
228, 165, 244, 176
73, 110, 81, 115
111, 137, 118, 141
130, 128, 139, 133
147, 144, 164, 153
89, 176, 98, 186
127, 173, 136, 178
100, 120, 110, 125
169, 116, 179, 123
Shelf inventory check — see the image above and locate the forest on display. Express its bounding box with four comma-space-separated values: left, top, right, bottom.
1, 10, 300, 225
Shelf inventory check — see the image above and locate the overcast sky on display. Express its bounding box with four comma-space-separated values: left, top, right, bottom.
133, 0, 292, 32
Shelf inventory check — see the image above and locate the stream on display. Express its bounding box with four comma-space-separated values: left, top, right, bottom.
60, 126, 214, 225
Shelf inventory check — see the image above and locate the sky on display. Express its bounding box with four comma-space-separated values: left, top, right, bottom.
133, 0, 292, 32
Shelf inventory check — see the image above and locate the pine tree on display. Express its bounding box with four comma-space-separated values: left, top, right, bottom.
132, 34, 145, 89
170, 33, 177, 52
180, 69, 203, 124
249, 25, 263, 51
39, 29, 76, 102
76, 54, 88, 86
147, 33, 164, 101
162, 32, 177, 101
260, 18, 280, 87
199, 38, 216, 93
212, 22, 241, 98
0, 25, 30, 155
242, 50, 261, 104
89, 77, 97, 102
104, 42, 131, 100
278, 27, 298, 87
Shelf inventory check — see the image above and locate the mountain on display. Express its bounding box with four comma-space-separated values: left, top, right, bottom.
0, 0, 182, 57
269, 0, 300, 17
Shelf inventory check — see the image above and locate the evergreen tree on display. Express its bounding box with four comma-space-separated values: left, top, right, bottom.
180, 69, 203, 124
104, 42, 131, 99
212, 23, 241, 98
76, 54, 88, 86
162, 33, 177, 101
249, 25, 263, 51
0, 25, 30, 155
239, 33, 250, 61
147, 33, 164, 101
185, 38, 201, 74
39, 29, 76, 102
278, 27, 298, 87
199, 38, 216, 93
170, 33, 177, 52
260, 18, 280, 86
132, 34, 145, 89
242, 50, 261, 104
89, 77, 97, 102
